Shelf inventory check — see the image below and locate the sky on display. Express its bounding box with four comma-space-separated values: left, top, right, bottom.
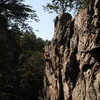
24, 0, 56, 40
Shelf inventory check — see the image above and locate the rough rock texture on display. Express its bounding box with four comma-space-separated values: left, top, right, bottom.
44, 0, 100, 100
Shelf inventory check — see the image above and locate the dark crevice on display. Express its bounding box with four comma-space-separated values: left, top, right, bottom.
81, 47, 100, 63
68, 19, 75, 48
65, 55, 80, 91
58, 64, 64, 100
96, 34, 100, 44
65, 42, 79, 87
71, 61, 80, 87
82, 64, 93, 72
90, 47, 100, 63
63, 19, 75, 48
69, 95, 72, 100
60, 25, 69, 45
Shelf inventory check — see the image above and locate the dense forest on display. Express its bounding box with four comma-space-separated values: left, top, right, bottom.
0, 0, 93, 100
0, 0, 46, 100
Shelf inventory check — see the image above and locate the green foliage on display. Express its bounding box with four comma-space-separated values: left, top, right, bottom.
19, 31, 45, 52
0, 29, 46, 100
0, 1, 45, 100
11, 32, 45, 100
43, 0, 78, 13
43, 0, 91, 13
0, 0, 38, 30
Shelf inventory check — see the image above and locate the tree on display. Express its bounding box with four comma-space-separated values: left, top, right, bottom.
0, 0, 38, 30
0, 0, 38, 71
0, 1, 45, 100
43, 0, 91, 14
9, 31, 45, 100
0, 28, 46, 100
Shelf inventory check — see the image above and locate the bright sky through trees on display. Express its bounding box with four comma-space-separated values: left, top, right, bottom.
24, 0, 56, 40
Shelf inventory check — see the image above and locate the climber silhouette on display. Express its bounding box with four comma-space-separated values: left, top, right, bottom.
44, 51, 51, 62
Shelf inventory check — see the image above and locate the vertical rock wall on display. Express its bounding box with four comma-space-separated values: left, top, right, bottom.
44, 0, 100, 100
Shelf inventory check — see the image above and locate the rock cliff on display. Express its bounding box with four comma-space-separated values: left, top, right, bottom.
44, 0, 100, 100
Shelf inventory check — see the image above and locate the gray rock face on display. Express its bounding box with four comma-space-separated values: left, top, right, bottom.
44, 0, 100, 100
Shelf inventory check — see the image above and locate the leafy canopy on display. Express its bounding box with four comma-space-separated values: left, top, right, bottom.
43, 0, 90, 13
0, 0, 38, 30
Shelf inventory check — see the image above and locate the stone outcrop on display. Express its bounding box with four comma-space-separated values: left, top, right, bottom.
44, 0, 100, 100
